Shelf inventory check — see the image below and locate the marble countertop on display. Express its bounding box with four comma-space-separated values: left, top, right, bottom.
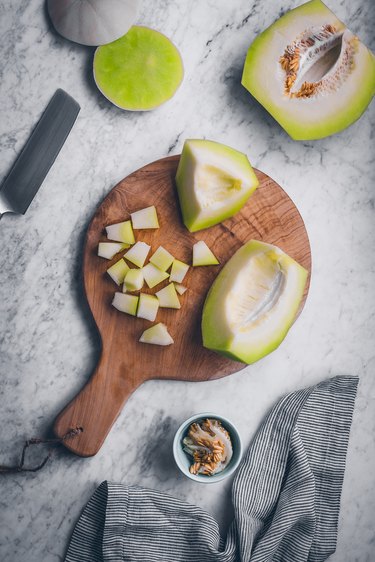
0, 1, 374, 560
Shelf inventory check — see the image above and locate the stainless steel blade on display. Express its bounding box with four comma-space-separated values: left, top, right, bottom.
0, 89, 80, 218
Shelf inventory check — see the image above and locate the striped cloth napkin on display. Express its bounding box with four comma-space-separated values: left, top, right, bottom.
65, 375, 358, 562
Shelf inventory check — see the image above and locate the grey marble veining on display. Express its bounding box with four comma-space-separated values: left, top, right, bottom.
0, 1, 374, 561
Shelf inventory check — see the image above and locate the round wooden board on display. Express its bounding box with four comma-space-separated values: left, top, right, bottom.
54, 155, 311, 456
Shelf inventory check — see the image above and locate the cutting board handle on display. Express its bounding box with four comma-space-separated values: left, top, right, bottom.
54, 348, 142, 457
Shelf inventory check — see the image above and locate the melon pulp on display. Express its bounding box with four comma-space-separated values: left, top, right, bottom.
176, 139, 259, 232
93, 26, 184, 111
241, 0, 375, 140
139, 323, 174, 346
202, 240, 308, 364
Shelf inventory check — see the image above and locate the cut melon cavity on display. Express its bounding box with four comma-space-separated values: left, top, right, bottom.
93, 26, 184, 111
176, 139, 259, 232
202, 240, 307, 364
139, 323, 174, 346
242, 0, 375, 140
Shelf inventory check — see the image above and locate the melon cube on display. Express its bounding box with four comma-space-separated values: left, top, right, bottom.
156, 283, 180, 309
137, 293, 159, 321
112, 293, 138, 316
150, 246, 174, 271
107, 258, 130, 285
169, 259, 189, 283
142, 263, 169, 288
131, 206, 159, 229
124, 268, 144, 292
124, 241, 151, 267
106, 221, 135, 244
98, 242, 129, 259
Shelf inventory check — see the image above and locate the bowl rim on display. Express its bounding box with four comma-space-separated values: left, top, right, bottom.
173, 411, 243, 483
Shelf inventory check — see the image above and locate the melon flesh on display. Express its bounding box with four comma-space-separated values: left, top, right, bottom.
169, 259, 189, 283
137, 293, 159, 321
98, 242, 129, 259
156, 283, 181, 309
107, 258, 130, 285
142, 263, 169, 288
124, 241, 151, 267
150, 246, 174, 271
139, 323, 174, 346
124, 268, 144, 292
202, 240, 308, 364
241, 0, 375, 140
131, 206, 159, 229
175, 139, 259, 232
174, 283, 187, 295
106, 220, 135, 244
112, 293, 138, 316
193, 241, 219, 266
94, 26, 184, 111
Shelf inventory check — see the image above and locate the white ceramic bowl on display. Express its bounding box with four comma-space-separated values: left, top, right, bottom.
173, 412, 243, 483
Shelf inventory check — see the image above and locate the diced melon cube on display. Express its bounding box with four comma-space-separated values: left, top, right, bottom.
150, 246, 174, 271
156, 283, 181, 309
192, 241, 219, 266
124, 268, 144, 292
131, 206, 159, 229
106, 221, 135, 244
139, 323, 174, 346
107, 258, 130, 285
98, 242, 129, 259
112, 293, 138, 316
169, 259, 189, 283
142, 263, 169, 288
174, 283, 187, 295
137, 293, 159, 321
124, 241, 151, 267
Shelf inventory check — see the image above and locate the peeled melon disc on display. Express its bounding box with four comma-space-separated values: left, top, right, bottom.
93, 26, 184, 111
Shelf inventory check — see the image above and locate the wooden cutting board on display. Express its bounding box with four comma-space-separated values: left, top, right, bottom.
54, 155, 311, 457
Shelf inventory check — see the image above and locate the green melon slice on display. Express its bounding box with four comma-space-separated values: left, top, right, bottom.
176, 139, 259, 232
202, 240, 307, 364
242, 0, 375, 140
93, 26, 184, 111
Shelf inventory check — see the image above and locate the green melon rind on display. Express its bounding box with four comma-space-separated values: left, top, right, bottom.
93, 26, 184, 111
176, 139, 259, 232
201, 240, 308, 364
241, 0, 375, 140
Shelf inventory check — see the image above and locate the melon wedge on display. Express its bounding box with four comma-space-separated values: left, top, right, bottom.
139, 323, 174, 346
106, 220, 135, 244
175, 139, 259, 232
156, 283, 180, 309
242, 0, 375, 140
193, 241, 219, 266
202, 240, 308, 364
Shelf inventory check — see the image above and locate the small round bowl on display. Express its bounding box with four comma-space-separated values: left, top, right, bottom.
173, 412, 243, 483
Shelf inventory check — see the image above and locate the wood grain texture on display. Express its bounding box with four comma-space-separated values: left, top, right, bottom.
54, 155, 311, 456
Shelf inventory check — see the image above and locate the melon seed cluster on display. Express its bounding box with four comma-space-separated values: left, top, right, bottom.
182, 418, 233, 477
97, 205, 219, 346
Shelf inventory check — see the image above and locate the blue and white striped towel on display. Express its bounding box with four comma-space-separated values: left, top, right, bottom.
65, 375, 358, 562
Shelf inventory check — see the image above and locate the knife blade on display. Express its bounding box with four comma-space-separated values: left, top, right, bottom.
0, 89, 80, 219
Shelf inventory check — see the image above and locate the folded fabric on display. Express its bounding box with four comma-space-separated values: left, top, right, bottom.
65, 375, 358, 562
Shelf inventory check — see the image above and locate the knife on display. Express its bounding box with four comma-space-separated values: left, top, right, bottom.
0, 89, 80, 219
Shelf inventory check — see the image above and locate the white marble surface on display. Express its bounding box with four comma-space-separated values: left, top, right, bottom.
0, 0, 374, 560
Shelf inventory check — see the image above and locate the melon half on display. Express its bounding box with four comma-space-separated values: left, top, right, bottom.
202, 240, 308, 364
242, 0, 375, 140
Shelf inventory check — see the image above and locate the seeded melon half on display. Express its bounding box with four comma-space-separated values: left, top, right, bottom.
94, 26, 183, 111
242, 0, 375, 140
202, 240, 308, 364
